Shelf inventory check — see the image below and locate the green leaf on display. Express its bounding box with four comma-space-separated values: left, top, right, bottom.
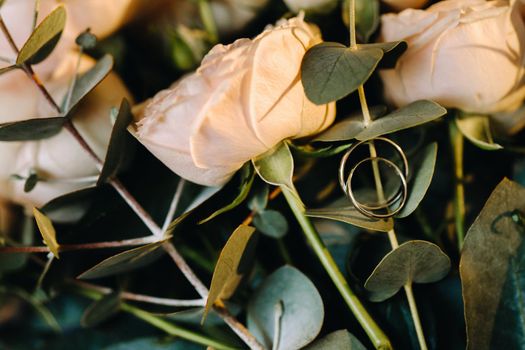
306, 198, 394, 232
301, 42, 383, 105
199, 163, 255, 224
396, 143, 437, 218
362, 41, 408, 69
78, 240, 166, 279
80, 292, 121, 328
0, 65, 16, 75
103, 337, 202, 350
460, 178, 525, 349
253, 210, 288, 239
365, 240, 450, 302
75, 30, 97, 50
24, 171, 39, 193
455, 114, 502, 150
41, 187, 96, 224
33, 207, 60, 258
65, 54, 114, 114
247, 266, 324, 350
16, 6, 66, 65
0, 117, 64, 141
97, 99, 133, 185
304, 329, 366, 350
253, 142, 296, 194
356, 100, 447, 141
289, 143, 352, 158
204, 225, 258, 321
343, 0, 380, 43
313, 106, 386, 142
247, 183, 269, 213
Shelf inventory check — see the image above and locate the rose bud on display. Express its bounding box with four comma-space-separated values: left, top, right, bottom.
133, 16, 335, 187
379, 0, 525, 114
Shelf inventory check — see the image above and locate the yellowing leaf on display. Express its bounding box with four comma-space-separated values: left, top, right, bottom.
33, 207, 60, 258
204, 225, 258, 322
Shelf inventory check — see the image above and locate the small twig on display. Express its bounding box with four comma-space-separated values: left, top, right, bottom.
73, 280, 205, 307
0, 236, 157, 254
161, 179, 186, 233
34, 254, 54, 291
0, 16, 20, 54
214, 305, 265, 350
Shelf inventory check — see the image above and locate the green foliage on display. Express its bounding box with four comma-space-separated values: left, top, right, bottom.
304, 329, 366, 350
455, 113, 502, 150
0, 117, 65, 141
98, 99, 134, 185
460, 179, 525, 349
204, 225, 258, 320
343, 0, 380, 43
33, 207, 60, 258
75, 30, 97, 50
16, 6, 66, 65
78, 240, 167, 279
253, 210, 289, 239
253, 142, 295, 192
365, 240, 450, 302
81, 292, 121, 328
247, 266, 324, 350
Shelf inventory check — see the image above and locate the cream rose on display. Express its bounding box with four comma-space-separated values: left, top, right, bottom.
0, 53, 132, 208
134, 16, 335, 187
382, 0, 429, 11
379, 0, 525, 114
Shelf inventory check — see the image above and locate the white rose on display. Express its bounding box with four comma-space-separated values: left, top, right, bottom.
133, 16, 335, 187
283, 0, 338, 14
382, 0, 429, 11
379, 0, 525, 114
0, 53, 132, 208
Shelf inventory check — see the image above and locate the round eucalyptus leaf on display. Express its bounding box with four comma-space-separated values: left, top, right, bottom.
253, 210, 288, 238
304, 329, 366, 350
365, 240, 450, 302
247, 265, 324, 350
301, 42, 383, 105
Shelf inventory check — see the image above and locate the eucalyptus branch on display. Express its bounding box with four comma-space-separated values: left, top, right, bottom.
348, 0, 427, 347
449, 120, 465, 249
161, 179, 186, 233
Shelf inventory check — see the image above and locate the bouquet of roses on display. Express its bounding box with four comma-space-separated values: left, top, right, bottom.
0, 0, 524, 349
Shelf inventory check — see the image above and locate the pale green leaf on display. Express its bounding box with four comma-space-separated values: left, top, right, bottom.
33, 207, 60, 258
204, 225, 258, 321
301, 42, 383, 105
247, 266, 324, 350
304, 329, 366, 350
365, 240, 450, 302
460, 178, 525, 349
16, 6, 66, 65
253, 210, 288, 239
253, 142, 295, 193
456, 114, 503, 150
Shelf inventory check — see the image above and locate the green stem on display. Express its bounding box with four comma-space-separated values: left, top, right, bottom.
281, 187, 392, 350
76, 287, 238, 350
449, 120, 465, 249
277, 238, 293, 265
349, 0, 357, 48
403, 284, 427, 350
198, 0, 218, 44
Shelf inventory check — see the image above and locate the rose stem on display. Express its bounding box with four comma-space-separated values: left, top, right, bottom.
449, 120, 465, 249
72, 284, 238, 350
0, 16, 263, 350
349, 0, 428, 348
281, 186, 391, 350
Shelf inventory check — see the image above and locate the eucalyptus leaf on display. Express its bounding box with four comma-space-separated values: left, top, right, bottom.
306, 197, 394, 232
33, 207, 60, 258
247, 183, 269, 213
98, 99, 133, 185
301, 42, 383, 105
41, 187, 96, 223
455, 114, 502, 150
16, 6, 66, 65
0, 65, 16, 75
396, 143, 437, 218
304, 329, 366, 350
65, 54, 114, 114
204, 225, 258, 321
81, 292, 121, 328
362, 41, 408, 69
289, 143, 352, 158
24, 171, 39, 193
460, 178, 525, 349
356, 100, 446, 141
103, 337, 202, 350
199, 163, 254, 224
253, 142, 295, 193
75, 30, 97, 50
78, 240, 166, 279
365, 240, 450, 302
0, 117, 64, 141
247, 265, 324, 350
253, 210, 288, 239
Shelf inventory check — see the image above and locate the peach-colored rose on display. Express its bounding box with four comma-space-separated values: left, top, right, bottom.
379, 0, 525, 114
133, 16, 335, 186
